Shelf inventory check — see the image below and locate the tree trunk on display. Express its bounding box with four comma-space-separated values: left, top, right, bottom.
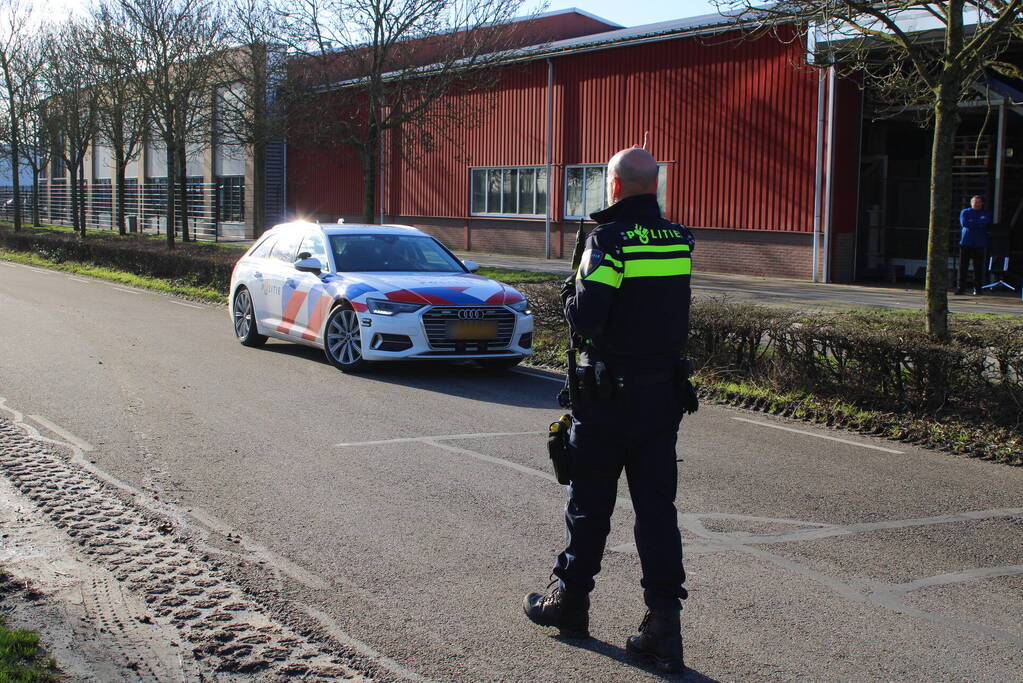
177, 144, 190, 242
165, 142, 176, 248
31, 167, 39, 227
10, 134, 21, 232
924, 86, 960, 341
69, 165, 81, 237
114, 148, 126, 235
79, 164, 87, 234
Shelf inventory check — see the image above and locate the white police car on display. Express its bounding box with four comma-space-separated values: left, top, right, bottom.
229, 221, 533, 372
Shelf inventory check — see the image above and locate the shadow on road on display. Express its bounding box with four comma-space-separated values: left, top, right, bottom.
554, 635, 721, 682
257, 341, 561, 410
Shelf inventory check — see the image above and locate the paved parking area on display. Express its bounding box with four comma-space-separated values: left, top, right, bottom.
458, 251, 1023, 315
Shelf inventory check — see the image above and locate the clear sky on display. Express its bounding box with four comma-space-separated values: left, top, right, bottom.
46, 1, 726, 28
524, 0, 724, 27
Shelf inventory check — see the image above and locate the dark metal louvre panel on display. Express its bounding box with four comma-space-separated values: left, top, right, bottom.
421, 307, 515, 350
264, 138, 287, 230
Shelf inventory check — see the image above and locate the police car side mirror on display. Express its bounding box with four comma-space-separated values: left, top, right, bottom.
462, 259, 480, 273
295, 257, 323, 274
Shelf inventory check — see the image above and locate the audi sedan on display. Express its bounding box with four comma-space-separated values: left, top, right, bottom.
229, 221, 534, 372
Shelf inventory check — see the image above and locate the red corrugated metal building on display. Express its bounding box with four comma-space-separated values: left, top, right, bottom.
288, 9, 862, 280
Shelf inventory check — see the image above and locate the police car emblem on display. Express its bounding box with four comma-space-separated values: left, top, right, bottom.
579, 248, 603, 277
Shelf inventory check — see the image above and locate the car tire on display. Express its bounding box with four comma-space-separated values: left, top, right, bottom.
233, 287, 267, 347
478, 357, 524, 372
323, 303, 369, 373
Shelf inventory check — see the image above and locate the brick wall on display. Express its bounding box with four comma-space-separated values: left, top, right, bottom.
830, 232, 856, 283
689, 228, 813, 279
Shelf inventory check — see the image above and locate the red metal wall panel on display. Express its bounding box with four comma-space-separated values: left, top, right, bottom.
289, 28, 823, 233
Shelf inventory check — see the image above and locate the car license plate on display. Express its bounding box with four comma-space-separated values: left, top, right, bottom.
448, 320, 498, 340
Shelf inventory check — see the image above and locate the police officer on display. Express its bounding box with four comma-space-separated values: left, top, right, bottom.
523, 146, 694, 674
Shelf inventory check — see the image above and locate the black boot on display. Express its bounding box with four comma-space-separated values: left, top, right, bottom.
523, 581, 589, 638
626, 609, 684, 673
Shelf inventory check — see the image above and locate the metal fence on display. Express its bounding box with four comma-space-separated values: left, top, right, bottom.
0, 180, 247, 242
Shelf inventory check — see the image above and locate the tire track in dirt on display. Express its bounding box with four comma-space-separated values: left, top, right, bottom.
0, 416, 374, 680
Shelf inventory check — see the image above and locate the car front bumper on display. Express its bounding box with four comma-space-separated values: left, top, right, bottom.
357, 307, 534, 361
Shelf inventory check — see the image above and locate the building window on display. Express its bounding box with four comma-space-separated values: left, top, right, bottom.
122, 178, 139, 218
51, 178, 67, 220
470, 166, 547, 217
91, 178, 112, 226
217, 176, 244, 222
564, 164, 668, 220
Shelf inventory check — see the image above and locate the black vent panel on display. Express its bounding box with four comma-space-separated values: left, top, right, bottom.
422, 307, 515, 351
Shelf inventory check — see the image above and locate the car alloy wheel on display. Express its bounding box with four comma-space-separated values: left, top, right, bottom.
233, 287, 267, 347
324, 304, 368, 372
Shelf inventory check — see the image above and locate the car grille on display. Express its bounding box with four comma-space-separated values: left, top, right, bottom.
422, 306, 515, 351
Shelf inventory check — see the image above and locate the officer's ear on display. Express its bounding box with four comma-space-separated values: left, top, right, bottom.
608, 176, 622, 204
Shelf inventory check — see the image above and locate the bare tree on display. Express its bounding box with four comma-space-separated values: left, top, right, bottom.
217, 0, 291, 233
117, 0, 228, 247
40, 20, 101, 238
279, 0, 532, 224
15, 62, 47, 227
89, 2, 152, 235
715, 0, 1023, 339
0, 0, 42, 231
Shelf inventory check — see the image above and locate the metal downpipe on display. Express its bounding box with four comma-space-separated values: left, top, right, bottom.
545, 58, 554, 259
812, 68, 826, 282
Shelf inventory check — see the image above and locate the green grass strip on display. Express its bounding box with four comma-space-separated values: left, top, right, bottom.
477, 267, 561, 283
0, 249, 226, 303
0, 612, 60, 682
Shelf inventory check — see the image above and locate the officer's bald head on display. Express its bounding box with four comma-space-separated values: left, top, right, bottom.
607, 146, 659, 205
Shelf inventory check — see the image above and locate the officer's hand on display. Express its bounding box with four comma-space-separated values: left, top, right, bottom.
559, 276, 575, 304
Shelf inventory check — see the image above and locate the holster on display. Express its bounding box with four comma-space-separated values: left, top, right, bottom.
547, 414, 573, 485
676, 357, 699, 414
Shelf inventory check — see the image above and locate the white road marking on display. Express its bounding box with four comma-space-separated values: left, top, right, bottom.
731, 416, 904, 454
511, 368, 565, 384
170, 300, 203, 309
334, 431, 544, 448
424, 438, 560, 484
69, 277, 90, 283
302, 606, 432, 683
893, 565, 1023, 593
27, 414, 95, 452
111, 286, 141, 294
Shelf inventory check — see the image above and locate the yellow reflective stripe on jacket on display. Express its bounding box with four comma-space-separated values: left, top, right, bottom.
621, 244, 691, 254
623, 255, 692, 278
582, 263, 624, 288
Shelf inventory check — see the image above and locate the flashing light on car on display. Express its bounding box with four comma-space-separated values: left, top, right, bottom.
509, 299, 532, 315
367, 298, 424, 316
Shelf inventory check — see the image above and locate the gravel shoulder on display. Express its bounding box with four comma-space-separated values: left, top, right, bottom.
0, 413, 376, 681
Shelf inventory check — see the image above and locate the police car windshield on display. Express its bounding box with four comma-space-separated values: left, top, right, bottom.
329, 234, 465, 273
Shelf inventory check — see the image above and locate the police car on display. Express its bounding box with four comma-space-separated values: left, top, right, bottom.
229, 221, 533, 372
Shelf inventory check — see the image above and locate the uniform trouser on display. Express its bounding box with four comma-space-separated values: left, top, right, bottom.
958, 247, 987, 291
552, 379, 687, 612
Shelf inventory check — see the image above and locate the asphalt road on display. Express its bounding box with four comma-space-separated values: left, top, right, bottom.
1, 260, 1022, 682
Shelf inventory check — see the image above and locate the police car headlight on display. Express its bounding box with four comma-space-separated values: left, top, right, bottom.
509, 298, 531, 315
366, 298, 424, 316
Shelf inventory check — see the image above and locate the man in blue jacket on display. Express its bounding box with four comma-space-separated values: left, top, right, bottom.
956, 195, 991, 295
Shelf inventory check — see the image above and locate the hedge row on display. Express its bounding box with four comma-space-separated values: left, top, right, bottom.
0, 228, 237, 291
517, 282, 1023, 436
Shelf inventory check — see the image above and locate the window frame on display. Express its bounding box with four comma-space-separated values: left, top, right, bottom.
469, 165, 548, 218
563, 163, 669, 220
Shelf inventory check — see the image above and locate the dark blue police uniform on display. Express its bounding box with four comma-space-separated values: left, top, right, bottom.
553, 192, 694, 612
